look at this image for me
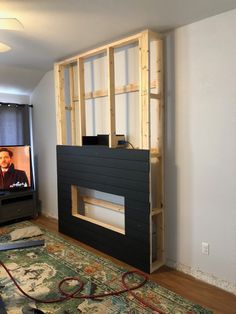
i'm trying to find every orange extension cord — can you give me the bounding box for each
[0,260,164,313]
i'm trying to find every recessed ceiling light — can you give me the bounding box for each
[0,42,11,53]
[0,18,23,31]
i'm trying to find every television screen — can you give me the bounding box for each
[0,145,32,191]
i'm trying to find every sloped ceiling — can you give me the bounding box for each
[1,0,236,95]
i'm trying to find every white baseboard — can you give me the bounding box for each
[166,258,236,295]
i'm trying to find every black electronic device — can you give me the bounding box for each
[82,134,125,147]
[82,136,98,145]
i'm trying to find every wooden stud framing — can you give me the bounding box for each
[77,58,86,146]
[139,30,150,149]
[151,211,164,272]
[55,30,160,149]
[70,80,158,103]
[57,32,140,66]
[69,66,76,145]
[54,64,66,144]
[107,47,116,148]
[55,29,164,273]
[158,37,165,268]
[156,36,164,206]
[149,32,165,272]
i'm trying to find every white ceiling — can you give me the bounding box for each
[1,0,236,95]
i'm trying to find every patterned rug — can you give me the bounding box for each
[0,221,212,314]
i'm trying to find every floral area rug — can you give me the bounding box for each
[0,221,212,314]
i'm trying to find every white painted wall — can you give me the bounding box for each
[30,71,58,218]
[165,9,236,293]
[0,92,29,104]
[30,8,236,293]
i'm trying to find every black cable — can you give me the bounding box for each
[125,141,135,149]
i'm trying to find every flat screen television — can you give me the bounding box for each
[0,145,32,192]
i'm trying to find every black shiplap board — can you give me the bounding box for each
[58,164,148,182]
[58,157,149,173]
[58,170,148,192]
[59,218,150,272]
[57,145,151,272]
[59,177,149,203]
[58,145,149,160]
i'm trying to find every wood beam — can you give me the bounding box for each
[54,64,66,144]
[107,47,116,148]
[139,30,150,149]
[77,58,86,145]
[69,66,76,145]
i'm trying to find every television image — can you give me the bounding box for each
[0,145,32,191]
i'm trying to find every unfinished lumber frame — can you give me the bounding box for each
[55,29,164,273]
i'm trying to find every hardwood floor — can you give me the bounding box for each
[33,215,236,314]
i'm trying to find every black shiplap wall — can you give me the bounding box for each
[57,145,151,272]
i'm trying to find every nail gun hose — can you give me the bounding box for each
[0,260,164,313]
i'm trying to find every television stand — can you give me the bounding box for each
[0,190,37,224]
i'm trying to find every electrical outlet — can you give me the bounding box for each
[202,242,209,255]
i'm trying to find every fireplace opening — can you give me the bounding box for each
[71,185,125,234]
